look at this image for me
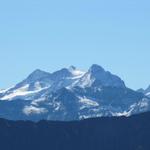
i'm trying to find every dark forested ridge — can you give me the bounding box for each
[0,112,150,150]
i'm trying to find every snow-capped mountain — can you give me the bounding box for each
[0,64,150,121]
[0,66,85,101]
[75,64,125,88]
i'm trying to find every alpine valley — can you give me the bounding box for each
[0,64,149,121]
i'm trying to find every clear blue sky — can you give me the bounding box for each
[0,0,150,90]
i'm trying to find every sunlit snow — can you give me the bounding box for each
[1,84,48,100]
[79,96,99,110]
[23,105,48,115]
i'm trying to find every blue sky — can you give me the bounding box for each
[0,0,150,89]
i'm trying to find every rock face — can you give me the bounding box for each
[0,64,150,121]
[0,112,150,150]
[137,85,150,97]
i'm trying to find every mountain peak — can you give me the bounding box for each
[26,69,51,82]
[32,69,45,74]
[69,66,76,71]
[146,85,150,90]
[89,64,105,73]
[143,85,150,97]
[75,64,126,88]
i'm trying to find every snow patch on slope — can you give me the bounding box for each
[146,92,150,96]
[77,73,94,88]
[31,98,46,106]
[23,105,48,115]
[68,66,86,79]
[79,96,99,110]
[0,86,15,94]
[111,111,131,117]
[34,81,43,90]
[1,84,49,100]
